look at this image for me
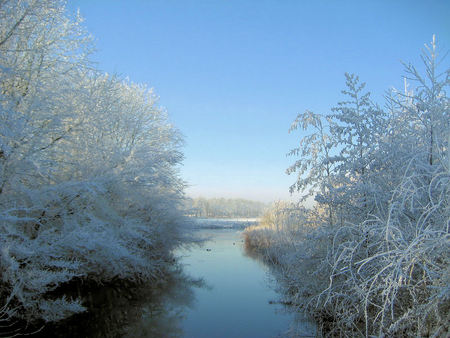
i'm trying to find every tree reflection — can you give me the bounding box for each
[35,266,205,337]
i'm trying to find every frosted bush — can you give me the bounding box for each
[314,163,449,336]
[0,0,187,326]
[245,37,449,336]
[0,179,185,323]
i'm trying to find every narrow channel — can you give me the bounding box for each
[172,220,316,337]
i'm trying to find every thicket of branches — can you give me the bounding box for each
[245,37,449,336]
[0,0,187,328]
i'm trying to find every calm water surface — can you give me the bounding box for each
[39,222,315,337]
[172,227,315,337]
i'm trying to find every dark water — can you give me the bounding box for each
[30,223,315,337]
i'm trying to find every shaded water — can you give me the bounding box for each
[34,222,315,337]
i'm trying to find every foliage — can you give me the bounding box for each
[245,36,449,336]
[0,0,187,327]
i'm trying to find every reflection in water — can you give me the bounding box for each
[175,228,315,337]
[242,235,317,338]
[38,267,205,338]
[124,273,207,338]
[34,225,315,337]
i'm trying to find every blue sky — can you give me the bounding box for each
[68,0,449,203]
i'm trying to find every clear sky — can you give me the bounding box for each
[68,0,449,203]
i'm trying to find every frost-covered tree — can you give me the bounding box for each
[0,0,92,195]
[246,37,449,336]
[288,75,388,226]
[0,0,187,328]
[287,111,340,226]
[386,36,449,174]
[330,73,388,222]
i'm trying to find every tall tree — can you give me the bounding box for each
[287,111,340,226]
[331,73,387,220]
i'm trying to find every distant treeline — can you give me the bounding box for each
[185,197,268,218]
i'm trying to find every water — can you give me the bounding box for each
[190,217,260,229]
[37,221,315,337]
[127,226,315,337]
[177,228,294,337]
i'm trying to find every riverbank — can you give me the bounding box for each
[243,201,449,337]
[0,217,190,336]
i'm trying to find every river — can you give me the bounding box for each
[167,218,315,337]
[37,219,315,337]
[173,226,315,337]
